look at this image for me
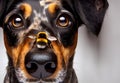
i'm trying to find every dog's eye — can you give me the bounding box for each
[56,14,72,28]
[11,15,24,28]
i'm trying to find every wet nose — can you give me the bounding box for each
[25,52,57,79]
[36,32,48,49]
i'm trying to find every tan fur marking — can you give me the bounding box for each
[4,33,34,78]
[49,32,78,78]
[48,41,64,79]
[19,3,32,19]
[48,32,78,78]
[4,34,22,67]
[48,3,59,15]
[19,38,35,79]
[62,32,78,66]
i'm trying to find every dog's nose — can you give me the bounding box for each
[25,51,57,79]
[36,32,48,49]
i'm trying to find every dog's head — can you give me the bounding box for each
[0,0,108,83]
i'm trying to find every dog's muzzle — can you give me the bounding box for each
[25,32,57,79]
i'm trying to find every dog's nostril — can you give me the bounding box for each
[45,62,56,73]
[26,62,38,73]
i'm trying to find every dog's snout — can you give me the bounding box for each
[25,52,57,79]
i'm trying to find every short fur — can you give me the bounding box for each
[0,0,108,83]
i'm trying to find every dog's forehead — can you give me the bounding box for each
[24,0,60,13]
[17,0,61,22]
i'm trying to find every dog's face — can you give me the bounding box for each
[3,0,79,82]
[0,0,108,83]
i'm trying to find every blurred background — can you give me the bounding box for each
[0,0,120,83]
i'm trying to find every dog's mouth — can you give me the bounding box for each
[15,67,66,83]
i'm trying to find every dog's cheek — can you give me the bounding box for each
[61,34,74,47]
[4,33,34,68]
[51,32,78,67]
[61,32,78,65]
[3,29,19,47]
[57,22,78,47]
[60,30,77,47]
[48,41,65,79]
[4,33,22,67]
[16,38,35,78]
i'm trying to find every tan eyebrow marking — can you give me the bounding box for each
[48,2,59,15]
[19,3,32,19]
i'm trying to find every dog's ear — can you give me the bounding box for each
[62,0,109,35]
[75,0,109,35]
[0,0,7,27]
[0,0,15,27]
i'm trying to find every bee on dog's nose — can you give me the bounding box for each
[36,32,48,49]
[27,32,57,49]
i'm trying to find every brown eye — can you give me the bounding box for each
[56,14,71,28]
[11,15,24,28]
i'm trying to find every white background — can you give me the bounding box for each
[0,0,120,83]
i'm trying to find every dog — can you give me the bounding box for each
[0,0,108,83]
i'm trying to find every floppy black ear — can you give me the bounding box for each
[0,0,7,27]
[0,0,15,27]
[74,0,109,35]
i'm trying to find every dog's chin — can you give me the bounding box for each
[15,68,66,83]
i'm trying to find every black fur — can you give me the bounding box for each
[61,0,109,35]
[0,0,109,83]
[0,0,109,35]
